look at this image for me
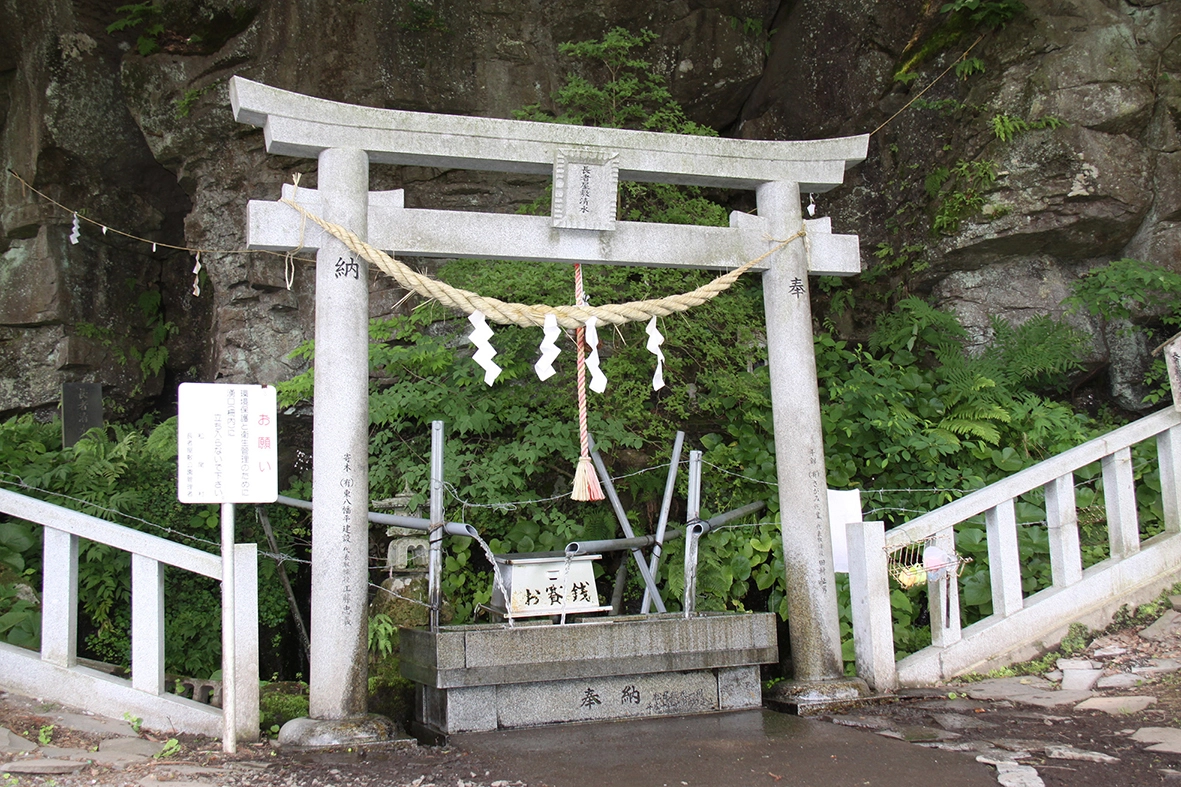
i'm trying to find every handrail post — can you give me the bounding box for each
[131,554,165,695]
[986,501,1023,618]
[928,528,962,646]
[221,503,237,753]
[1103,447,1140,557]
[1158,425,1180,534]
[846,521,896,691]
[41,528,78,668]
[1045,474,1083,587]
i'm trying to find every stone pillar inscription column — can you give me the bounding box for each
[757,180,844,683]
[309,147,370,720]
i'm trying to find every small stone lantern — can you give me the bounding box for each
[370,480,430,626]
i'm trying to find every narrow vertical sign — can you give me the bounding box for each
[178,383,279,503]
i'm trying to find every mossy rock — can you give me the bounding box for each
[368,654,415,728]
[259,681,309,733]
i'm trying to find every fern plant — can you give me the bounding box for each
[1068,258,1181,405]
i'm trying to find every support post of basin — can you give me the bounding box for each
[642,431,684,613]
[429,420,445,631]
[589,435,666,612]
[683,450,702,617]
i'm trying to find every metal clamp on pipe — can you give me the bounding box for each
[275,494,478,539]
[682,501,766,616]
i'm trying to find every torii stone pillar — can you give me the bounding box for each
[308,148,371,720]
[230,77,869,722]
[758,181,844,682]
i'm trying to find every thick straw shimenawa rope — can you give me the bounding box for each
[280,198,805,329]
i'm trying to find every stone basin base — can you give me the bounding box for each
[400,612,778,734]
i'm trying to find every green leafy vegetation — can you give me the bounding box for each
[173,81,219,119]
[75,284,178,398]
[1068,258,1181,405]
[123,712,143,734]
[259,681,309,732]
[955,57,986,80]
[107,3,164,56]
[398,1,449,34]
[941,0,1025,29]
[927,160,998,235]
[990,113,1063,142]
[156,738,181,759]
[0,416,299,679]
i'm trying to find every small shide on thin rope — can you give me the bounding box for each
[279,198,805,329]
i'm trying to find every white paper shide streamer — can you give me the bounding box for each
[534,312,561,380]
[645,316,666,391]
[468,311,502,386]
[191,252,202,297]
[69,213,81,245]
[584,316,607,393]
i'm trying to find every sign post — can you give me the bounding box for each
[177,383,278,752]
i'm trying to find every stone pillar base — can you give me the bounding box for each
[764,677,873,716]
[277,714,415,748]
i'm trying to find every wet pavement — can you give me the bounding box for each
[9,605,1181,786]
[455,709,999,787]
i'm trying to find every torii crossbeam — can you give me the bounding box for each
[231,76,869,726]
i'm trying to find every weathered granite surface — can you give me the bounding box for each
[1,0,1179,414]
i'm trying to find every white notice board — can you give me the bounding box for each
[178,383,278,503]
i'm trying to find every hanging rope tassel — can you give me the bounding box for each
[571,263,604,502]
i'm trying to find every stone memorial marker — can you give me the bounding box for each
[61,382,102,447]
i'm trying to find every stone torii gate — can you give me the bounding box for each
[230,76,869,731]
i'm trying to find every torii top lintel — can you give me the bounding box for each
[229,77,868,193]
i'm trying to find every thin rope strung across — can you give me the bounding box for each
[278,197,805,330]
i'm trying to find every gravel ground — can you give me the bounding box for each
[4,613,1181,786]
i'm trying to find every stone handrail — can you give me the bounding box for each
[847,407,1181,691]
[886,407,1181,548]
[0,488,220,577]
[0,488,259,739]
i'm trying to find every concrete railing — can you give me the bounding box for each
[0,488,258,739]
[847,407,1181,691]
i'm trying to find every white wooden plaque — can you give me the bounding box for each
[178,383,279,503]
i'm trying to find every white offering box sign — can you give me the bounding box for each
[178,383,279,504]
[490,553,612,618]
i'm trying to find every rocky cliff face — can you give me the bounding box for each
[1,0,1177,417]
